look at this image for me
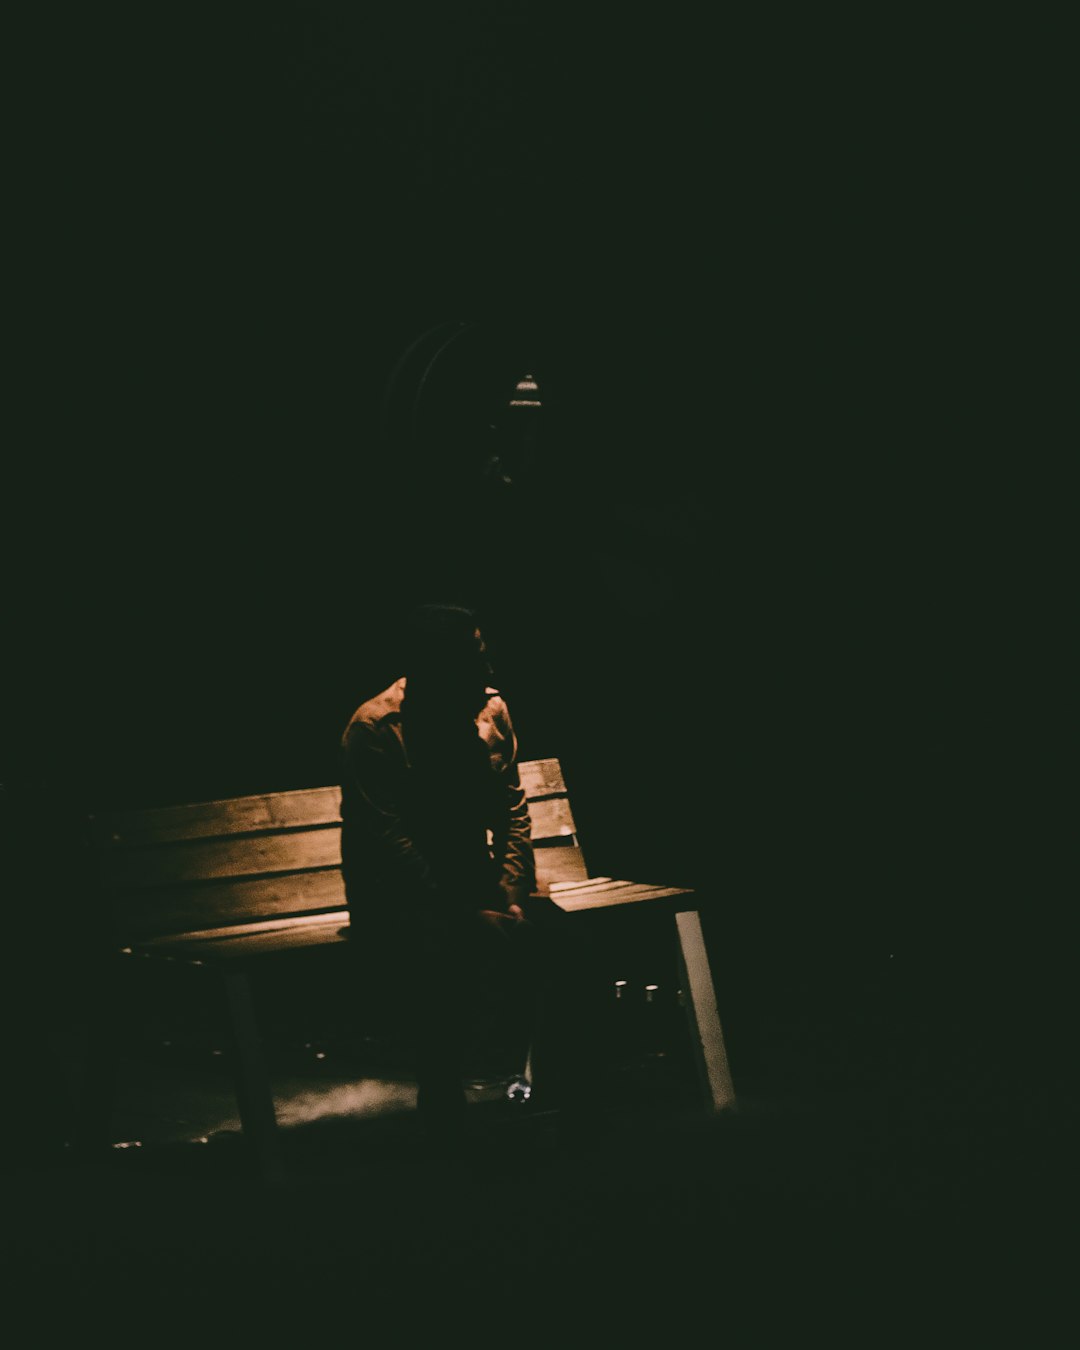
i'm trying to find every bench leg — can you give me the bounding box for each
[522,1041,534,1088]
[675,909,736,1113]
[223,971,283,1181]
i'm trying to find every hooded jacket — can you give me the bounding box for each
[340,677,535,926]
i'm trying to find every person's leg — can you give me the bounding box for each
[346,913,468,1130]
[513,897,610,1113]
[352,904,608,1128]
[409,919,472,1132]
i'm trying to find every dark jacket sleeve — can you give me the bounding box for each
[489,702,536,909]
[342,720,440,912]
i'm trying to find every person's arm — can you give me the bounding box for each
[488,700,536,911]
[342,720,440,913]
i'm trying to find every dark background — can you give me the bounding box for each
[3,5,1007,1096]
[2,12,1065,1334]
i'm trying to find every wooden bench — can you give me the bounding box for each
[92,758,733,1176]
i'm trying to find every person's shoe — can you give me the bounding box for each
[505,1074,533,1104]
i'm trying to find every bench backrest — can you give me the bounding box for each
[94,757,588,942]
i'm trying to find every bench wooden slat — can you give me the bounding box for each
[519,758,567,799]
[185,923,353,959]
[96,787,342,847]
[137,909,351,948]
[106,827,342,888]
[526,795,576,841]
[139,912,352,962]
[113,869,347,940]
[549,880,694,912]
[533,842,589,887]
